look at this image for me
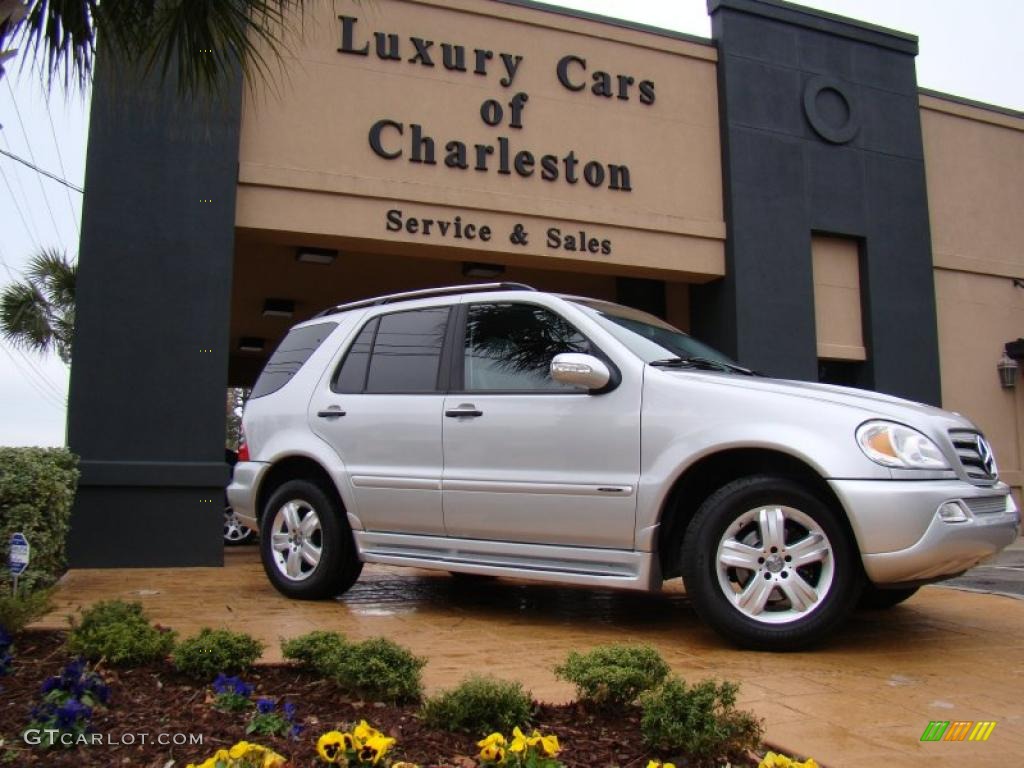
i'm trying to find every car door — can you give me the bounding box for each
[441,300,641,549]
[310,305,451,535]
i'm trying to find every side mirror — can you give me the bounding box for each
[550,353,611,391]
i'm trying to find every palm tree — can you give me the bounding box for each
[0,1,304,96]
[1,248,76,363]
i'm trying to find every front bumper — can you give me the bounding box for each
[829,479,1020,585]
[226,461,270,531]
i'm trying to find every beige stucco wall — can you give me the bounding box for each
[235,0,724,281]
[922,94,1024,495]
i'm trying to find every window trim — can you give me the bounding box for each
[330,306,452,395]
[450,300,620,396]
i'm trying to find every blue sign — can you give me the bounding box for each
[9,532,29,576]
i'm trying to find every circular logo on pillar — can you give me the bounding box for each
[802,75,859,144]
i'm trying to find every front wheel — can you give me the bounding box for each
[681,475,862,650]
[260,479,362,600]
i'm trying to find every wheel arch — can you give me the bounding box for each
[657,448,857,579]
[256,455,346,528]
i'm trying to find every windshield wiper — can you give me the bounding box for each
[649,357,757,376]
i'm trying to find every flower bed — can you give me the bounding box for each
[1,630,815,768]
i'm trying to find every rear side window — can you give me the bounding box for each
[333,307,450,394]
[251,322,337,398]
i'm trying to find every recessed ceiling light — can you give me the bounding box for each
[238,337,265,353]
[462,261,505,278]
[296,247,338,265]
[262,298,295,318]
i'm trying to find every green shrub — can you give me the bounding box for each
[554,643,669,709]
[0,588,53,634]
[335,637,425,703]
[281,630,349,674]
[67,600,176,666]
[639,677,762,765]
[422,675,534,734]
[172,628,264,680]
[0,447,79,593]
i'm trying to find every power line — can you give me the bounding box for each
[43,98,81,237]
[0,146,84,193]
[0,340,67,411]
[5,80,66,240]
[0,161,42,249]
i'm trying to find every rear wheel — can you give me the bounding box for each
[681,475,862,650]
[260,479,362,599]
[859,585,919,610]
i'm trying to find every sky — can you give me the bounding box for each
[1,0,1022,447]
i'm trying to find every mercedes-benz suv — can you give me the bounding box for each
[228,283,1020,649]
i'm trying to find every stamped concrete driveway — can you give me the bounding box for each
[38,547,1024,767]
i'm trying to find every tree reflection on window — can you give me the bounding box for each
[464,303,589,391]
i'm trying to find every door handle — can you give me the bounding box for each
[317,409,346,419]
[445,407,483,418]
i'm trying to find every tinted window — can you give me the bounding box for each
[251,322,337,398]
[333,318,378,393]
[364,308,450,393]
[464,303,589,391]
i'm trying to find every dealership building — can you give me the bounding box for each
[66,0,1024,567]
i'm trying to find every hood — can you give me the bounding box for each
[659,369,976,431]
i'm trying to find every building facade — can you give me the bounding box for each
[66,0,1024,567]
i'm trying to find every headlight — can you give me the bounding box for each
[856,421,950,470]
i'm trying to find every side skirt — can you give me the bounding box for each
[354,531,662,592]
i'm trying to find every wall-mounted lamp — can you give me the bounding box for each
[238,337,265,353]
[296,247,338,265]
[462,261,505,278]
[998,353,1019,389]
[262,298,295,318]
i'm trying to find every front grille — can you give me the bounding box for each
[963,496,1007,516]
[949,431,999,483]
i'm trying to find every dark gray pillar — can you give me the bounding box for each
[66,61,242,566]
[694,0,941,405]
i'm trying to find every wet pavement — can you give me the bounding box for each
[944,538,1024,597]
[37,546,1024,767]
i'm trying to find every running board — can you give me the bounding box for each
[354,531,661,591]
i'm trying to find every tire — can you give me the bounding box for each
[858,585,919,610]
[224,503,256,545]
[259,479,362,600]
[681,475,862,651]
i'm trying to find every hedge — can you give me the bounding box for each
[0,447,79,593]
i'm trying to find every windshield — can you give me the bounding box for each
[570,298,739,367]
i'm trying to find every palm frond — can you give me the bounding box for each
[25,247,76,312]
[13,0,305,97]
[0,278,55,355]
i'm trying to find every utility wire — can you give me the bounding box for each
[0,146,83,193]
[6,80,65,239]
[0,341,66,411]
[43,98,81,236]
[0,161,42,249]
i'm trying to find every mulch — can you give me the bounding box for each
[1,630,759,767]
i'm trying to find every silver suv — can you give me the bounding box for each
[228,283,1020,649]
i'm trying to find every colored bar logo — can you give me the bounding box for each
[920,721,996,742]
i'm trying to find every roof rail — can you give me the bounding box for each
[314,282,537,317]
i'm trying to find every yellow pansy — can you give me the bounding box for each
[760,753,793,768]
[228,741,254,759]
[479,743,506,764]
[477,732,507,749]
[359,733,397,765]
[316,730,348,763]
[261,748,287,768]
[796,760,818,768]
[509,727,531,753]
[647,762,676,768]
[354,719,381,742]
[539,732,560,756]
